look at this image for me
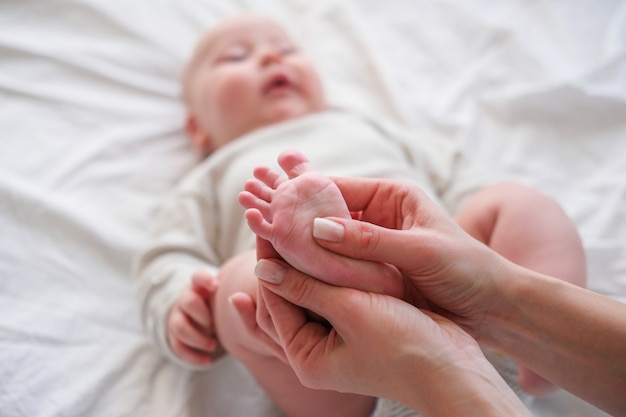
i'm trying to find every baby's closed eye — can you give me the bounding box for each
[216,43,250,63]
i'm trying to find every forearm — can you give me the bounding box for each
[481,265,626,415]
[393,345,532,417]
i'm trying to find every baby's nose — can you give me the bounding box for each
[259,47,282,67]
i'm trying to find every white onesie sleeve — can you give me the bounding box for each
[132,166,222,369]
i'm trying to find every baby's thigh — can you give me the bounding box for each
[213,250,261,350]
[216,250,259,299]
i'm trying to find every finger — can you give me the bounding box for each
[313,216,437,273]
[307,218,404,296]
[169,336,214,366]
[169,307,217,352]
[255,259,353,335]
[229,290,288,364]
[191,271,218,297]
[258,277,334,369]
[331,177,433,229]
[254,283,280,345]
[178,289,212,329]
[329,176,389,213]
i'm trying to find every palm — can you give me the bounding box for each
[336,177,492,330]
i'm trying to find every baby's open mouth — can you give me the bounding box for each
[265,73,293,94]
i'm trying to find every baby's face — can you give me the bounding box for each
[185,15,326,152]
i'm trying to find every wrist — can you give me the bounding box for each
[476,261,562,358]
[457,243,520,336]
[453,247,521,343]
[394,345,531,417]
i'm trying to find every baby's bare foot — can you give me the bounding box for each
[239,150,403,296]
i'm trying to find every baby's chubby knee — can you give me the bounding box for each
[474,181,561,213]
[491,182,562,212]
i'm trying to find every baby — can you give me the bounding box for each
[182,14,325,155]
[134,13,586,417]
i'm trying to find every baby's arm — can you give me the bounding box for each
[455,182,586,396]
[132,173,226,368]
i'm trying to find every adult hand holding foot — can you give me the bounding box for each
[263,175,626,416]
[239,150,404,297]
[254,257,533,417]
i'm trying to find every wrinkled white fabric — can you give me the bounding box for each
[1,1,623,417]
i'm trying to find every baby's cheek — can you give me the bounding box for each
[218,74,254,108]
[209,75,257,136]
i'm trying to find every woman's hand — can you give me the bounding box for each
[251,258,531,417]
[312,177,510,334]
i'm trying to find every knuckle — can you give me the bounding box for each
[287,274,316,307]
[355,223,381,257]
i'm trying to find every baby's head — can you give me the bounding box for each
[183,14,327,154]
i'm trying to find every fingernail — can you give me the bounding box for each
[255,259,287,284]
[313,218,345,242]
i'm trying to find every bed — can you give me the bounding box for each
[1,1,624,416]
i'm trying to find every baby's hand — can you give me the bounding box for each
[167,270,220,365]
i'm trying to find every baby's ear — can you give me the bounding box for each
[185,113,212,153]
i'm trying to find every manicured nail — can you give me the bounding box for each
[255,259,287,284]
[313,218,345,242]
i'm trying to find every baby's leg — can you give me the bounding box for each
[213,250,376,417]
[239,150,403,297]
[456,182,586,396]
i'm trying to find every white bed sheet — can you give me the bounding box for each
[1,1,624,416]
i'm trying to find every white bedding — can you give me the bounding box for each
[1,1,624,416]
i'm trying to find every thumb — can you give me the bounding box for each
[312,217,422,272]
[255,259,358,336]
